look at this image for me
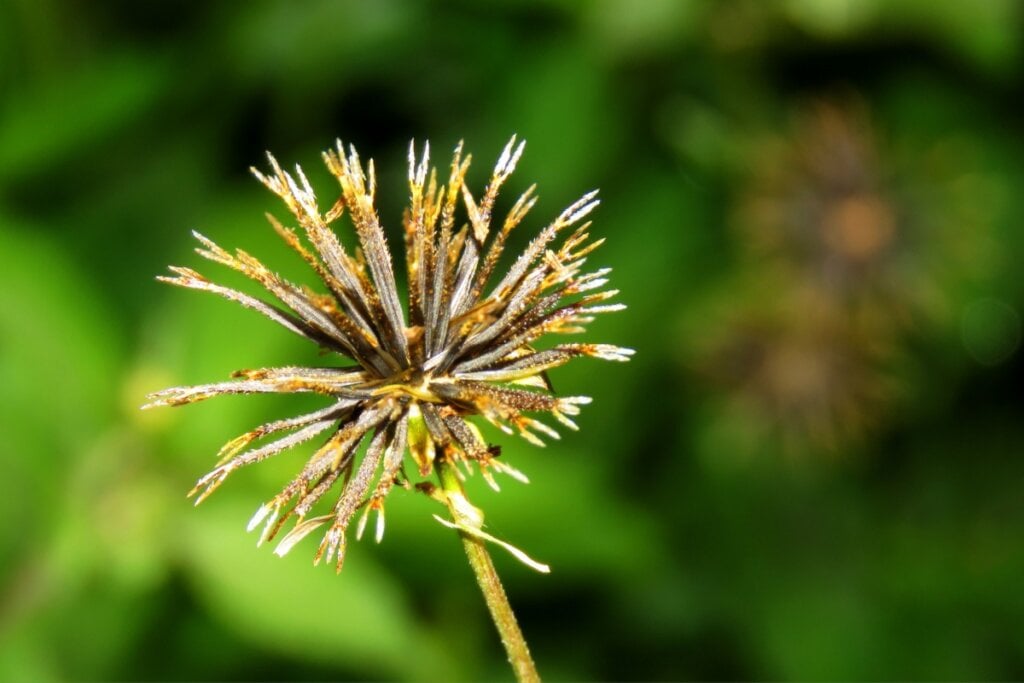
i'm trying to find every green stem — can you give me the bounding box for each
[439,462,540,683]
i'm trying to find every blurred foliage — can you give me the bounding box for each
[1,0,1023,680]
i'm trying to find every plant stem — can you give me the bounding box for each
[438,462,540,683]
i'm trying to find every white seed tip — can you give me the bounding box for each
[554,411,579,430]
[355,509,370,541]
[265,151,282,171]
[190,229,206,240]
[496,135,515,172]
[592,344,635,361]
[529,419,560,440]
[495,461,530,484]
[273,516,329,556]
[247,504,270,532]
[519,430,545,447]
[295,164,314,196]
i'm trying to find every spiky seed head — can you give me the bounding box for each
[145,137,631,571]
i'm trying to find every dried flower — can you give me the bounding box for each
[144,137,631,571]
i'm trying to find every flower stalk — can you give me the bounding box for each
[438,460,540,683]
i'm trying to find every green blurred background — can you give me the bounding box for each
[2,0,1024,680]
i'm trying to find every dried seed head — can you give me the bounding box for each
[145,137,631,570]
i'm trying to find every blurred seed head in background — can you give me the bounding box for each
[685,96,1005,454]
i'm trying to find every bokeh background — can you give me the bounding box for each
[2,0,1024,680]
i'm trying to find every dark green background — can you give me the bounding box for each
[2,1,1023,680]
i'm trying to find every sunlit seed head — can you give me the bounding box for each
[145,137,631,570]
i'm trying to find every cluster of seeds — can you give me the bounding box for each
[145,137,631,570]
